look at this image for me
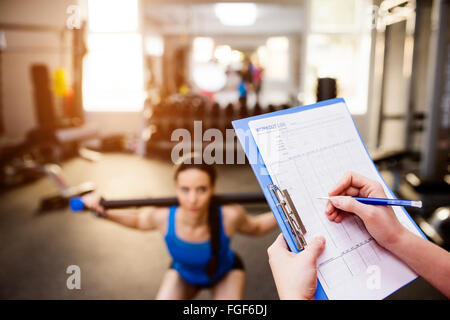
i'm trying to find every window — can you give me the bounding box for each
[83,0,144,112]
[265,36,289,81]
[305,0,372,114]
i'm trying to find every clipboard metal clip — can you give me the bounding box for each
[269,184,307,250]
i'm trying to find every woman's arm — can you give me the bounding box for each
[102,208,159,231]
[385,229,450,298]
[231,205,278,236]
[82,193,160,231]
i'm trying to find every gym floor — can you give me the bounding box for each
[0,153,445,299]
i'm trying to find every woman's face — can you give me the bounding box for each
[175,168,214,216]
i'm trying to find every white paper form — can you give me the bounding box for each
[249,101,422,300]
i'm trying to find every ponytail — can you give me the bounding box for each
[206,201,220,280]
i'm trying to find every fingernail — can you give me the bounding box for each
[316,236,325,246]
[326,202,332,212]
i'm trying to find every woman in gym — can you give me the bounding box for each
[82,154,278,299]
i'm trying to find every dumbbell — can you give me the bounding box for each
[69,192,266,212]
[211,102,220,117]
[238,101,249,119]
[225,103,234,118]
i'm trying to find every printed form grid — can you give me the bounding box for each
[266,114,384,289]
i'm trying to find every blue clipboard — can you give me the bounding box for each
[232,98,427,300]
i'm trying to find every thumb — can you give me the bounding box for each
[330,196,372,220]
[268,233,289,258]
[273,233,289,250]
[304,236,326,262]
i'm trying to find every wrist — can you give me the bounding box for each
[279,293,309,300]
[278,289,313,300]
[96,210,108,218]
[383,226,410,253]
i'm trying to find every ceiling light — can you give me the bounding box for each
[193,37,214,63]
[214,3,257,26]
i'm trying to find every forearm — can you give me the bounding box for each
[103,209,140,229]
[254,211,278,235]
[387,229,450,298]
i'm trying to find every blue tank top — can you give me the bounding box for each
[164,205,235,286]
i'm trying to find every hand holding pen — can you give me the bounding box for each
[268,171,450,300]
[322,171,409,249]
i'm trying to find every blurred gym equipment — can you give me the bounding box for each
[69,192,265,212]
[0,149,94,211]
[0,63,98,191]
[370,0,450,249]
[0,21,98,210]
[316,77,337,102]
[143,93,292,158]
[37,163,95,212]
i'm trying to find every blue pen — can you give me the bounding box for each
[317,196,422,208]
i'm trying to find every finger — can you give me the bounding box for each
[325,203,341,217]
[329,196,373,221]
[325,201,334,214]
[328,172,377,196]
[304,236,326,263]
[98,209,107,217]
[344,186,360,197]
[268,233,289,258]
[94,204,105,215]
[330,210,347,222]
[274,233,288,250]
[327,210,338,221]
[334,213,347,223]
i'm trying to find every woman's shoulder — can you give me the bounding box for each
[221,203,243,213]
[153,206,170,220]
[221,204,248,236]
